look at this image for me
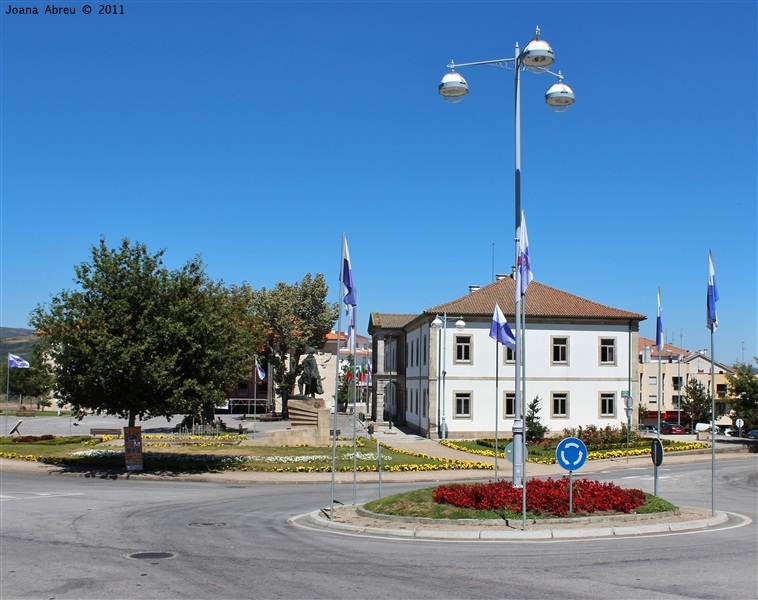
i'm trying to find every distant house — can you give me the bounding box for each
[637,338,735,426]
[369,275,646,439]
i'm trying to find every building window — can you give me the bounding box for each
[672,395,681,408]
[716,401,726,415]
[454,335,472,364]
[423,335,427,366]
[649,395,657,404]
[716,384,727,397]
[648,376,657,386]
[551,337,569,365]
[454,392,472,418]
[503,392,515,418]
[600,392,615,417]
[503,346,515,364]
[551,392,568,418]
[600,338,616,365]
[672,376,683,390]
[423,389,427,418]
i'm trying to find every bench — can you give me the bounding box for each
[90,428,121,436]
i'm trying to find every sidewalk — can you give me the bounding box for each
[3,412,753,485]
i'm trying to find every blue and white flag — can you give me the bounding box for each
[342,234,357,309]
[489,303,516,350]
[8,353,30,368]
[516,211,533,300]
[706,250,719,332]
[255,359,266,382]
[656,288,664,351]
[346,305,356,355]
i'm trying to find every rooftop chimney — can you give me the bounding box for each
[469,285,481,293]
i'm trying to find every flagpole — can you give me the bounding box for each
[494,340,499,481]
[710,327,715,516]
[521,291,527,528]
[5,355,10,434]
[253,362,257,435]
[330,235,346,521]
[655,288,663,498]
[352,307,358,507]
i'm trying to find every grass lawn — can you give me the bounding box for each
[0,435,492,473]
[363,485,678,521]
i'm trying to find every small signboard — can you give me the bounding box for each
[124,427,143,471]
[651,438,664,467]
[556,437,588,471]
[504,441,529,463]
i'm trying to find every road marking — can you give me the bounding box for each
[0,492,85,502]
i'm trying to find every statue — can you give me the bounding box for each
[297,348,323,398]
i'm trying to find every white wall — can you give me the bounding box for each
[431,321,634,436]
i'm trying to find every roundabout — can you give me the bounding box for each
[292,504,741,541]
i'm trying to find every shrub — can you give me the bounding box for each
[433,477,646,517]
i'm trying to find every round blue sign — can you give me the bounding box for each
[555,437,588,471]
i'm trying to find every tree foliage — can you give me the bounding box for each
[680,379,711,425]
[726,360,758,428]
[525,396,549,443]
[1,347,54,404]
[30,238,256,426]
[251,273,338,411]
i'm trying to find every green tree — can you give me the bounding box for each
[525,396,549,442]
[252,273,337,414]
[30,238,254,427]
[681,379,711,425]
[725,360,758,428]
[1,348,54,407]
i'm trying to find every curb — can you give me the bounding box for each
[304,507,729,540]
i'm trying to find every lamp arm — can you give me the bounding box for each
[447,58,515,69]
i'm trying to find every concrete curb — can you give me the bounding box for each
[304,508,729,540]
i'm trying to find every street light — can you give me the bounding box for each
[430,313,466,440]
[439,27,574,488]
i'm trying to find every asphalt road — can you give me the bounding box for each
[1,458,756,599]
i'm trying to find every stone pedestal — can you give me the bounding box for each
[265,397,332,446]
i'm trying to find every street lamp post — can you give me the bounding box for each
[430,313,466,440]
[439,27,574,488]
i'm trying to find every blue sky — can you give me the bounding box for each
[1,1,756,366]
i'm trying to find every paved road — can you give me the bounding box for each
[1,457,756,599]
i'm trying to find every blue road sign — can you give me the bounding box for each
[555,437,588,471]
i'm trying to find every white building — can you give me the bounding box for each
[369,275,646,439]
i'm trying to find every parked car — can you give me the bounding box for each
[639,424,658,434]
[746,430,758,440]
[660,423,686,435]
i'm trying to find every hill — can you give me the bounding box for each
[0,327,38,361]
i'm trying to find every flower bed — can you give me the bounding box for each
[433,477,647,517]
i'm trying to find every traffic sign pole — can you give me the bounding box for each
[556,437,588,515]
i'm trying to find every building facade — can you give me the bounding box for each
[369,275,646,439]
[637,337,735,427]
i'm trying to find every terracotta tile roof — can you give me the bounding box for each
[637,337,688,357]
[424,277,646,321]
[368,313,417,330]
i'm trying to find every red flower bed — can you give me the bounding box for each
[12,435,55,443]
[433,477,646,517]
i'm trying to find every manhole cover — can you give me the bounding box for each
[128,552,175,560]
[189,522,226,527]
